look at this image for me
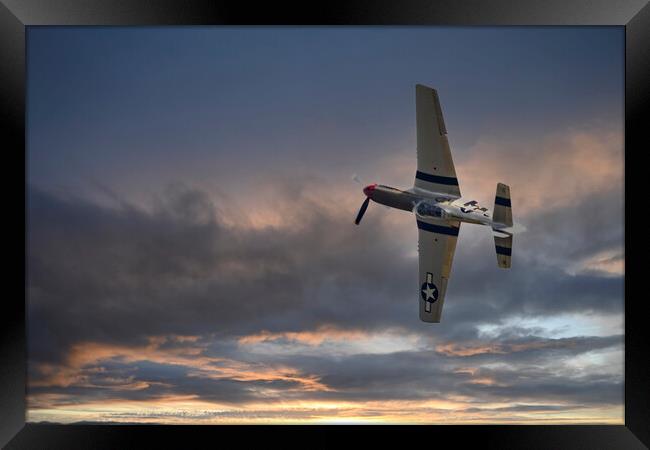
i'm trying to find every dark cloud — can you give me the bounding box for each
[27,182,417,357]
[26,180,623,421]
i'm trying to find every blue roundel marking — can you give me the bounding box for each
[420,281,439,304]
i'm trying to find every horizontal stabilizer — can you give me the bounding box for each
[494,233,512,268]
[493,183,513,268]
[493,183,512,227]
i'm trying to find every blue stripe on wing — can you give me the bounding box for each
[417,220,460,236]
[415,171,459,186]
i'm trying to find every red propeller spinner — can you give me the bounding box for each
[363,183,377,197]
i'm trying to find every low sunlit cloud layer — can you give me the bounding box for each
[27,27,623,424]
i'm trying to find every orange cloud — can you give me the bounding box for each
[454,126,623,215]
[453,367,479,376]
[30,334,331,396]
[365,125,623,220]
[435,338,582,357]
[567,249,624,277]
[237,325,370,346]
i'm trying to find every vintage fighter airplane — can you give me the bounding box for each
[354,84,513,323]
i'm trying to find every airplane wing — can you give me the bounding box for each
[414,84,461,198]
[416,215,461,323]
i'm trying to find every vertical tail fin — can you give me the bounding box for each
[493,183,513,268]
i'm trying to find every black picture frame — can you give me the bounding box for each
[1,1,647,448]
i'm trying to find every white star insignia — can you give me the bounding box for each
[423,285,436,301]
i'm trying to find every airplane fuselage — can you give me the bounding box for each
[363,183,496,228]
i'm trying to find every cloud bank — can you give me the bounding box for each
[27,123,624,424]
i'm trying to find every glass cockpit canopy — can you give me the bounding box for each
[416,202,446,218]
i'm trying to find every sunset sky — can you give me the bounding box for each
[27,26,624,424]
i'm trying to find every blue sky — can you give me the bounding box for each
[26,26,624,424]
[28,27,622,196]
